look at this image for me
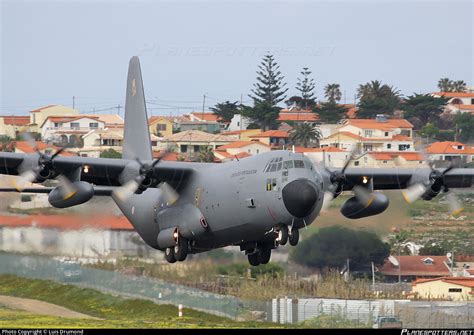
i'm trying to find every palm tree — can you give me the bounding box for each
[451,80,467,93]
[438,78,451,92]
[199,145,215,163]
[289,123,322,148]
[324,83,342,104]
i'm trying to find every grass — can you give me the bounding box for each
[0,274,277,328]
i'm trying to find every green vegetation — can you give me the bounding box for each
[437,77,467,92]
[0,275,276,328]
[289,123,322,147]
[290,226,390,270]
[100,148,122,159]
[356,80,400,118]
[454,113,474,142]
[403,93,448,128]
[210,101,240,123]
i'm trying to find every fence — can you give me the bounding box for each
[0,252,270,321]
[272,297,474,328]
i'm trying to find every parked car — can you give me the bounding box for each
[373,316,403,329]
[56,260,83,282]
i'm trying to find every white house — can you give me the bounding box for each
[425,141,474,164]
[41,116,105,145]
[227,114,251,132]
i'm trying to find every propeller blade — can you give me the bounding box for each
[402,183,427,204]
[446,192,464,216]
[20,132,39,153]
[55,175,77,200]
[51,145,69,159]
[112,179,140,202]
[159,182,179,205]
[353,185,374,207]
[11,170,37,191]
[321,191,334,212]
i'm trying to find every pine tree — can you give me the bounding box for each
[296,67,316,109]
[250,54,288,106]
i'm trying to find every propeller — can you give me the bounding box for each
[11,133,76,200]
[401,154,464,216]
[321,147,359,211]
[112,151,179,205]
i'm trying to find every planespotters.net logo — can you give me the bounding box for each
[401,330,474,335]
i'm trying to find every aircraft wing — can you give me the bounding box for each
[338,167,474,190]
[0,152,194,192]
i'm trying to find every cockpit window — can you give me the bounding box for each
[283,160,294,169]
[304,160,312,169]
[294,160,305,168]
[277,162,282,171]
[269,163,277,172]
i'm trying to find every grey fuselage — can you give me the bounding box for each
[114,150,326,252]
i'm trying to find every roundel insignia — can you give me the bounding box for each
[200,217,208,229]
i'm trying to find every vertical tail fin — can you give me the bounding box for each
[122,56,152,161]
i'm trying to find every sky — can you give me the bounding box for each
[1,0,473,117]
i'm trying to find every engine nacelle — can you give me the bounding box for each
[340,192,389,219]
[48,181,94,208]
[155,203,209,249]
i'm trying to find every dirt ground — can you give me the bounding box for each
[0,295,100,319]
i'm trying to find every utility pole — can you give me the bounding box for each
[202,93,207,120]
[72,96,75,109]
[371,261,376,292]
[117,105,122,116]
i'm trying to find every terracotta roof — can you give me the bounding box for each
[379,255,451,277]
[345,105,358,119]
[1,116,30,126]
[0,214,133,231]
[426,141,474,154]
[413,277,474,288]
[190,112,222,122]
[249,130,289,138]
[432,92,474,98]
[148,116,174,125]
[369,152,394,161]
[162,130,236,143]
[81,114,124,125]
[216,141,269,150]
[397,152,425,161]
[30,105,57,113]
[326,131,362,140]
[14,141,74,156]
[451,104,474,111]
[295,146,345,153]
[344,118,414,130]
[153,151,180,161]
[279,108,313,113]
[278,113,319,122]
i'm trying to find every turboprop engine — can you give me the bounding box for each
[48,181,94,208]
[340,191,389,219]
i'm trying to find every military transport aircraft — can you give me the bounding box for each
[0,57,473,266]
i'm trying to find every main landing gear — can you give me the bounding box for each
[247,243,272,266]
[164,235,189,263]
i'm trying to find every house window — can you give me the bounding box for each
[193,145,200,152]
[364,157,368,163]
[448,288,462,293]
[364,130,373,137]
[157,124,167,131]
[89,122,99,129]
[387,144,392,149]
[237,122,240,127]
[54,122,60,128]
[181,145,188,153]
[354,161,360,166]
[256,149,259,154]
[457,145,463,150]
[383,160,388,164]
[471,98,474,104]
[363,144,373,152]
[385,132,389,137]
[423,258,434,264]
[399,144,410,151]
[70,122,80,129]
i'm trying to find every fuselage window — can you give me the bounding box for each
[283,160,294,169]
[294,160,305,168]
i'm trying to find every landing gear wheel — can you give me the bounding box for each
[174,237,188,262]
[248,252,260,266]
[278,226,289,246]
[258,245,271,264]
[165,247,176,263]
[289,228,299,246]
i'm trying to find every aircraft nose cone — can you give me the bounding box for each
[282,179,318,218]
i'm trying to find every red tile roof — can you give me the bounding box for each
[277,113,319,122]
[344,118,414,130]
[2,116,30,126]
[0,215,133,231]
[392,134,411,141]
[45,116,100,123]
[14,141,74,156]
[398,152,424,161]
[379,255,451,277]
[432,92,474,98]
[216,141,269,150]
[30,105,57,113]
[190,112,222,122]
[425,141,474,154]
[369,152,394,161]
[249,130,289,138]
[413,277,474,288]
[294,146,345,153]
